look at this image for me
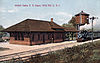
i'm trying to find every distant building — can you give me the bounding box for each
[2,32,10,41]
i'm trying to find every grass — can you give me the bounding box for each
[0,47,9,51]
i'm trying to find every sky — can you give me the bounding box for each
[0,0,100,30]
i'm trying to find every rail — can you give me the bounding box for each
[0,42,75,62]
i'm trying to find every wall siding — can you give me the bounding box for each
[9,32,65,46]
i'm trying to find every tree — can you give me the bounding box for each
[0,25,5,38]
[68,16,77,28]
[62,16,77,28]
[62,23,69,27]
[62,23,74,28]
[0,25,4,34]
[0,25,4,31]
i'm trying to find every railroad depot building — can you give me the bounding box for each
[2,18,78,46]
[3,18,70,46]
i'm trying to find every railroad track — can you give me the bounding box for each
[0,42,76,61]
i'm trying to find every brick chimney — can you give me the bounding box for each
[51,18,53,22]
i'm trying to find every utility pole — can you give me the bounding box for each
[90,17,98,42]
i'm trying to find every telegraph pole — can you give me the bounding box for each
[90,17,98,42]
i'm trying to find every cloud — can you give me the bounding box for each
[55,12,72,17]
[0,8,18,13]
[0,8,6,12]
[53,12,72,24]
[7,10,16,13]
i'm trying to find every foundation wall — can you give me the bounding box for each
[9,37,30,45]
